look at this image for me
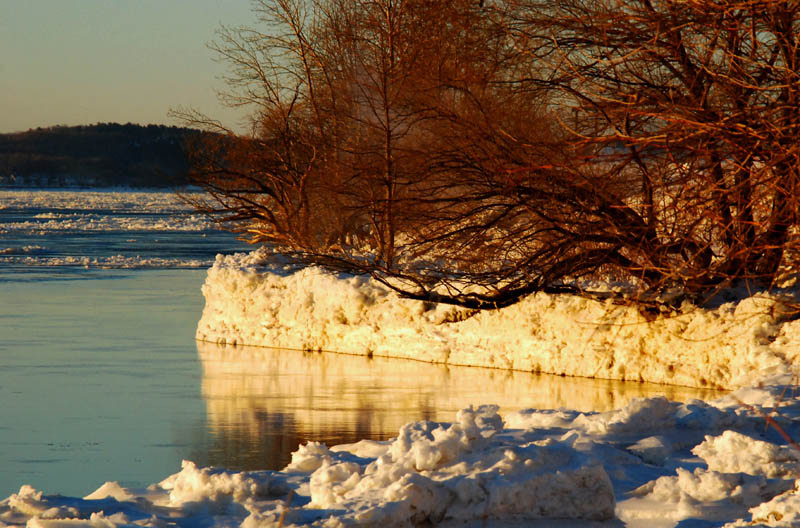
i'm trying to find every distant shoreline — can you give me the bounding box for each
[0,123,205,188]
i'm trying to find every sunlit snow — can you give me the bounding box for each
[197,249,799,390]
[2,386,799,526]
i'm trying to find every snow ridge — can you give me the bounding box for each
[196,250,800,390]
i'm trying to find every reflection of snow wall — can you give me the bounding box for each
[196,251,800,390]
[197,341,722,444]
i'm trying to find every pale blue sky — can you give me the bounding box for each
[0,1,255,133]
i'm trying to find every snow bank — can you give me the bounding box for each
[3,383,800,527]
[196,250,800,390]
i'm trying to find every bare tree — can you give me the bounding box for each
[180,0,800,310]
[178,0,561,308]
[179,0,464,263]
[507,0,800,303]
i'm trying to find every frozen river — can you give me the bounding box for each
[0,189,721,499]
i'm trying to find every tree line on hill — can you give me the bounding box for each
[0,123,204,188]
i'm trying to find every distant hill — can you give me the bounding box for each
[0,123,205,188]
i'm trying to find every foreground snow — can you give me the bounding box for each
[2,384,799,527]
[197,250,800,390]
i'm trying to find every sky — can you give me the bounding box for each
[0,1,256,134]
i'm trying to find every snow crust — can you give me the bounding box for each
[196,249,800,390]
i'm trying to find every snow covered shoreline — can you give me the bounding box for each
[196,250,800,391]
[3,249,800,527]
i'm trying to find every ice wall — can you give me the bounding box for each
[196,250,800,390]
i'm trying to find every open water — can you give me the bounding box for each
[0,189,722,498]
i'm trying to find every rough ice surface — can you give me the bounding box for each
[0,189,201,214]
[0,254,212,269]
[726,481,800,527]
[196,249,800,390]
[3,249,800,527]
[0,189,218,269]
[693,430,800,478]
[0,190,211,232]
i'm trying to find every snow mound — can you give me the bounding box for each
[196,250,800,389]
[293,406,615,524]
[694,431,800,478]
[727,480,800,527]
[159,460,281,509]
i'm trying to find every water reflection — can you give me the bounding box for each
[196,341,723,471]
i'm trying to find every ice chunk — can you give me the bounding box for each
[732,479,800,527]
[629,435,672,465]
[693,431,800,478]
